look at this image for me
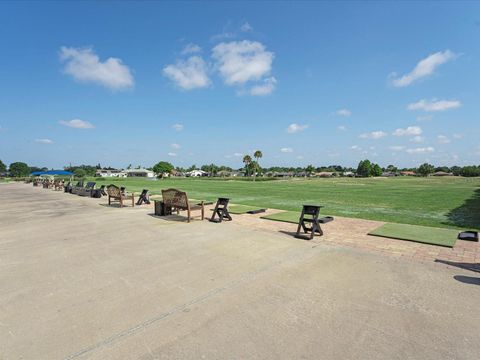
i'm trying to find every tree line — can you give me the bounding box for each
[2,158,480,178]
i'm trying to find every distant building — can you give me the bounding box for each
[186,169,207,177]
[343,171,354,177]
[400,171,416,176]
[381,172,397,177]
[125,169,155,178]
[433,171,453,177]
[95,169,127,178]
[315,172,334,178]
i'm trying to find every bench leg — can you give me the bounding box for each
[201,205,204,220]
[187,209,191,223]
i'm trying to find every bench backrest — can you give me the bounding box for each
[162,188,188,209]
[106,184,122,198]
[85,182,96,189]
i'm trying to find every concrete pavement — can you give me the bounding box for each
[1,183,479,359]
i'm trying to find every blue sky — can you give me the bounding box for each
[0,1,479,169]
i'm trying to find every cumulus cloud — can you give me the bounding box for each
[35,138,53,144]
[163,56,210,90]
[391,50,457,87]
[233,152,243,157]
[171,143,181,149]
[168,152,177,157]
[389,145,405,151]
[335,109,351,117]
[406,147,435,154]
[359,131,387,139]
[287,123,308,134]
[240,22,253,32]
[212,40,274,85]
[350,145,361,150]
[453,133,463,139]
[393,126,422,136]
[410,136,425,143]
[407,99,461,112]
[59,119,94,129]
[437,135,451,144]
[280,147,293,153]
[337,125,347,131]
[60,46,134,90]
[172,123,184,131]
[181,43,202,54]
[249,76,277,96]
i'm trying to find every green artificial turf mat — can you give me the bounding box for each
[228,204,267,214]
[368,223,458,247]
[261,211,300,223]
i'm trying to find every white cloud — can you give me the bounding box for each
[163,56,210,90]
[417,115,433,122]
[453,133,463,139]
[350,145,361,150]
[233,152,243,157]
[337,125,347,131]
[249,76,277,96]
[437,135,451,144]
[389,145,405,151]
[335,109,351,117]
[391,50,457,87]
[212,40,274,85]
[181,43,202,55]
[407,99,461,112]
[172,123,184,131]
[35,138,53,144]
[280,147,293,153]
[168,152,177,157]
[240,22,253,32]
[393,126,422,136]
[171,143,181,149]
[359,131,387,139]
[60,46,134,90]
[296,155,304,160]
[410,136,425,143]
[287,123,308,134]
[406,147,435,154]
[59,119,94,129]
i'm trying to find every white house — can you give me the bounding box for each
[186,169,207,177]
[125,168,155,178]
[95,169,127,178]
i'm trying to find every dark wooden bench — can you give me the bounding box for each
[161,188,204,222]
[106,184,135,207]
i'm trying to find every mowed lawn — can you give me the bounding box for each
[96,176,480,230]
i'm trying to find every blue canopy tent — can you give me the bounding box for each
[30,170,73,176]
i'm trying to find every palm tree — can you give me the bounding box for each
[243,155,252,177]
[253,150,263,182]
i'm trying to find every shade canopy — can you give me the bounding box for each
[30,170,73,176]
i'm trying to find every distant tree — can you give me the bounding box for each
[460,166,480,177]
[96,163,102,169]
[450,166,462,176]
[243,155,252,176]
[186,164,197,172]
[127,164,132,169]
[0,159,6,173]
[371,163,382,177]
[305,164,315,177]
[9,162,30,177]
[386,164,397,173]
[253,150,263,181]
[74,168,86,178]
[153,161,174,178]
[356,160,372,177]
[435,166,450,173]
[417,163,435,176]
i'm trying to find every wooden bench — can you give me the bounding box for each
[161,188,204,222]
[106,185,135,207]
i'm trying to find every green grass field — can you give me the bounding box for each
[92,176,480,230]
